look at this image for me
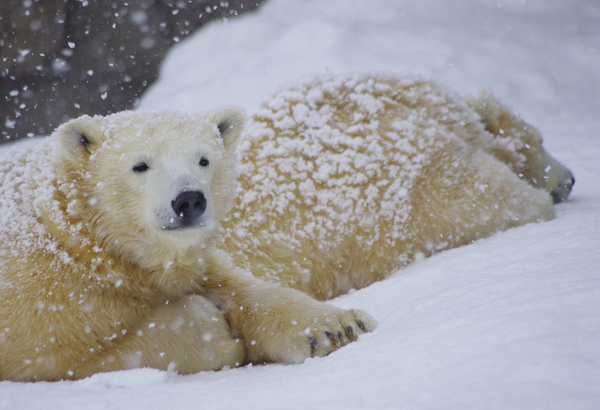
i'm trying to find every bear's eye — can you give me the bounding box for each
[199,157,209,167]
[133,162,150,173]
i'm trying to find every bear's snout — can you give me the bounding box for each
[171,191,207,226]
[551,174,575,204]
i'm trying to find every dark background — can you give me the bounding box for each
[0,0,267,142]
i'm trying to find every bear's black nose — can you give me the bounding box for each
[551,174,575,204]
[172,191,207,224]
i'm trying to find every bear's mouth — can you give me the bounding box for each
[157,209,215,231]
[160,216,213,231]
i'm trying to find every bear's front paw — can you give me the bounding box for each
[245,305,377,364]
[304,308,377,359]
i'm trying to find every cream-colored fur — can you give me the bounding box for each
[219,74,572,301]
[0,109,376,381]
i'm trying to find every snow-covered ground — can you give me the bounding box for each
[2,0,599,408]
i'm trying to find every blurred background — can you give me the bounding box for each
[0,0,266,142]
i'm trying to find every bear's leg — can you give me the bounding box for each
[201,251,378,365]
[75,295,246,378]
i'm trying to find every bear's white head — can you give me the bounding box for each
[55,108,244,268]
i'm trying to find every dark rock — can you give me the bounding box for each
[0,0,266,142]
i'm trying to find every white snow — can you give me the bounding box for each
[1,0,599,409]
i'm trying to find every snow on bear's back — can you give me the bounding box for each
[229,74,471,249]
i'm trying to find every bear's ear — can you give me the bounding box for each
[58,116,101,159]
[207,106,245,151]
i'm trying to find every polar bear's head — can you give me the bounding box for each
[469,91,574,204]
[55,108,244,266]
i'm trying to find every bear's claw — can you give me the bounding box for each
[305,309,377,358]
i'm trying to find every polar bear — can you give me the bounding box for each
[219,74,574,300]
[0,109,376,381]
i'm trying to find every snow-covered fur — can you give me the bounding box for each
[0,109,376,381]
[220,74,573,300]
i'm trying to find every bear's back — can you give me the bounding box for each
[219,75,483,294]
